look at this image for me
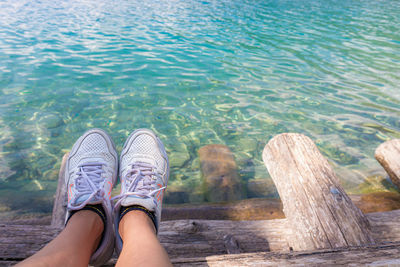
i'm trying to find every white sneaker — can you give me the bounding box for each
[65,128,118,266]
[113,129,169,255]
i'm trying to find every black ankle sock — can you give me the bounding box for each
[119,205,157,233]
[66,204,107,227]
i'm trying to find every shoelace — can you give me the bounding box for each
[68,162,106,210]
[112,162,165,207]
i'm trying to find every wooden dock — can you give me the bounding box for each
[1,133,400,266]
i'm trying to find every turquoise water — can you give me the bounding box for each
[0,0,399,218]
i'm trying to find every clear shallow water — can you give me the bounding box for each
[0,0,399,218]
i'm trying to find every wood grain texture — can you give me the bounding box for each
[171,242,400,267]
[375,139,400,190]
[4,242,400,267]
[263,133,374,251]
[1,210,399,264]
[51,153,68,228]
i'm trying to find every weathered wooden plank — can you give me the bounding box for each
[375,139,400,190]
[263,133,374,251]
[1,209,399,262]
[172,241,400,267]
[51,153,69,228]
[3,240,399,267]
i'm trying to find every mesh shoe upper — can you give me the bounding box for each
[120,132,167,177]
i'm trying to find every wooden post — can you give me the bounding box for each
[263,133,374,251]
[51,153,68,228]
[199,144,243,202]
[375,139,400,190]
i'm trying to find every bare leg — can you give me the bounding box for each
[16,210,103,267]
[116,210,172,267]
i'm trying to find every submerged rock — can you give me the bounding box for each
[0,202,10,213]
[247,178,278,198]
[162,198,284,221]
[164,184,190,204]
[316,140,359,165]
[0,159,16,181]
[356,175,400,194]
[199,144,243,202]
[39,113,64,129]
[236,137,258,154]
[169,142,190,169]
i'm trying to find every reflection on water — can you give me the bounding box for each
[0,0,399,219]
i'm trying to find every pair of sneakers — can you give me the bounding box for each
[65,128,169,266]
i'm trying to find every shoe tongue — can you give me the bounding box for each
[74,194,102,206]
[79,157,105,166]
[133,157,157,167]
[75,194,91,205]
